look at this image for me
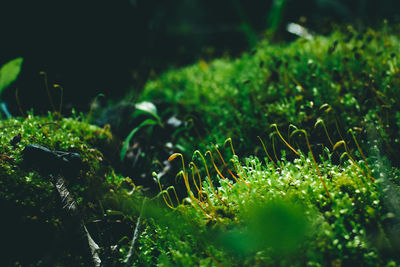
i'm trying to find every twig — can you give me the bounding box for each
[124,198,147,267]
[22,144,101,266]
[52,174,101,267]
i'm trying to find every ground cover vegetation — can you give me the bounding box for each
[140,24,400,164]
[128,24,400,266]
[1,24,400,266]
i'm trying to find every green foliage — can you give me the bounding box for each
[132,146,399,266]
[221,200,309,255]
[0,112,114,204]
[4,26,400,266]
[120,118,159,160]
[120,101,163,160]
[133,26,400,266]
[0,57,23,97]
[266,0,288,32]
[0,113,144,266]
[134,101,161,123]
[140,27,400,163]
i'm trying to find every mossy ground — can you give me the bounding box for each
[133,150,399,266]
[140,26,400,164]
[133,25,400,266]
[0,113,142,266]
[2,25,400,266]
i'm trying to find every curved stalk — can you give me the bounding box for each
[230,159,251,188]
[194,151,226,206]
[189,162,203,195]
[205,151,233,188]
[156,178,176,209]
[176,171,212,219]
[271,124,300,156]
[40,71,56,112]
[15,88,26,117]
[257,136,278,168]
[53,84,64,115]
[333,140,374,182]
[224,138,236,156]
[270,133,281,166]
[212,144,242,185]
[348,129,373,180]
[315,119,335,149]
[291,129,330,199]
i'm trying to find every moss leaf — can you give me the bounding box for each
[120,119,159,161]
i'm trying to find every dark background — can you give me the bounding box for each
[1,0,400,114]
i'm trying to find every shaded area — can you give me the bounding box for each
[1,1,400,266]
[1,0,400,114]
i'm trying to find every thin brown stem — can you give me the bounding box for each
[40,72,56,112]
[15,88,26,117]
[292,129,330,199]
[271,124,300,156]
[257,136,278,168]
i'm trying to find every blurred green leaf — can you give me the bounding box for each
[0,57,24,96]
[267,0,288,33]
[133,101,161,122]
[120,119,159,161]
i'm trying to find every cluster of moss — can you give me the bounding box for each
[131,149,399,266]
[130,25,400,266]
[0,112,112,207]
[0,112,139,265]
[140,25,400,163]
[2,24,400,266]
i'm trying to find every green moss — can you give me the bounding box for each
[3,26,399,266]
[140,27,400,161]
[0,113,113,202]
[135,150,399,266]
[134,26,400,266]
[0,113,140,265]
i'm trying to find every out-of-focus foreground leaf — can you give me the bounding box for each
[0,57,24,96]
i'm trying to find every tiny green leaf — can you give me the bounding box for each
[120,119,158,161]
[0,57,24,96]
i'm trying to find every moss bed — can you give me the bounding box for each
[0,113,143,266]
[1,25,400,266]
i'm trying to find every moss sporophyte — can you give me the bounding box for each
[153,107,394,265]
[163,124,368,217]
[97,26,400,266]
[2,25,400,266]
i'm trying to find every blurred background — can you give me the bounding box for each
[1,0,400,114]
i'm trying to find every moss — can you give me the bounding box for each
[140,27,400,163]
[0,112,135,265]
[1,113,112,200]
[137,149,399,266]
[133,26,400,266]
[3,25,400,266]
